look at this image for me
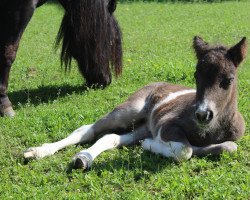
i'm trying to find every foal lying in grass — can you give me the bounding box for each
[24,36,247,170]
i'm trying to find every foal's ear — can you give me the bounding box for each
[227,37,248,67]
[108,0,117,14]
[193,36,210,59]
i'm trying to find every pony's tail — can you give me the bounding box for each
[55,0,122,87]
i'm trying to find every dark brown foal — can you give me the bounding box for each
[24,37,247,170]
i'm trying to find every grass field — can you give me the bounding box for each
[0,1,249,199]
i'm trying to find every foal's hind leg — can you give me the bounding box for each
[24,124,95,159]
[73,125,150,170]
[24,86,151,159]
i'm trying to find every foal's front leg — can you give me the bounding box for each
[192,141,238,156]
[142,127,193,162]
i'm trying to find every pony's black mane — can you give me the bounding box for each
[56,0,122,86]
[0,0,123,117]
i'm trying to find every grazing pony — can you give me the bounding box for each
[0,0,122,117]
[24,37,247,170]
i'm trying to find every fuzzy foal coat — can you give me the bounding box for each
[24,37,247,170]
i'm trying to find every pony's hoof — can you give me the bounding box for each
[73,152,92,170]
[1,106,15,118]
[222,141,238,153]
[0,96,15,117]
[4,107,15,118]
[23,144,55,159]
[24,149,36,159]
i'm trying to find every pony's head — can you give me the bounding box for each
[193,36,247,126]
[56,0,122,88]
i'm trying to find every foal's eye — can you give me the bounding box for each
[219,77,234,89]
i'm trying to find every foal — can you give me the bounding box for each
[24,37,247,169]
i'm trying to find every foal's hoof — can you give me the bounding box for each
[1,106,15,118]
[23,144,55,159]
[222,141,238,153]
[73,152,93,170]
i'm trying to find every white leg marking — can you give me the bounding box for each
[74,133,135,163]
[142,139,192,161]
[24,124,94,159]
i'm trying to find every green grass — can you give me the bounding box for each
[0,1,250,199]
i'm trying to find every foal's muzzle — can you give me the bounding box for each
[195,108,213,125]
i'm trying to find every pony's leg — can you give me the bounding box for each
[24,124,95,159]
[24,100,146,159]
[192,141,238,156]
[142,139,193,162]
[73,125,150,170]
[0,39,20,117]
[0,1,36,117]
[24,87,151,159]
[142,139,237,160]
[142,127,193,162]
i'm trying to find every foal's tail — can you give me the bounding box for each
[56,0,122,87]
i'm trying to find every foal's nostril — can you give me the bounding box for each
[207,110,213,121]
[195,111,206,123]
[195,110,213,124]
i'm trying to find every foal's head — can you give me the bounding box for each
[193,36,247,126]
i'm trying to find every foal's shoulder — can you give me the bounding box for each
[148,82,194,95]
[135,82,193,92]
[227,111,245,141]
[141,82,194,106]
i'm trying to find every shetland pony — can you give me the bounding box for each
[0,0,122,117]
[24,37,247,170]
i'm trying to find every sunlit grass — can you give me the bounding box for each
[0,1,249,199]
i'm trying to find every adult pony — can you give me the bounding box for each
[0,0,122,117]
[24,37,247,170]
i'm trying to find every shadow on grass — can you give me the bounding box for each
[66,149,177,178]
[65,147,223,180]
[8,84,90,108]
